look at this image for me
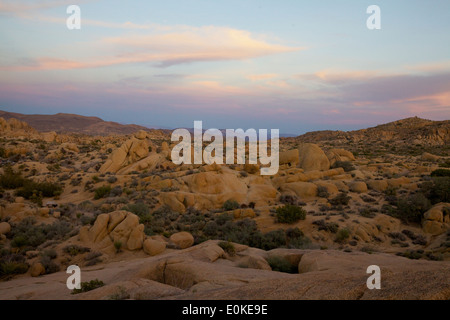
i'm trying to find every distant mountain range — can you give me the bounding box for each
[0,110,297,137]
[0,110,151,136]
[0,110,448,145]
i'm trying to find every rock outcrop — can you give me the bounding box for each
[298,143,330,172]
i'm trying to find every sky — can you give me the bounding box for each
[0,0,449,134]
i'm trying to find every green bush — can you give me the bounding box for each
[0,167,26,189]
[40,255,59,274]
[430,169,450,177]
[94,185,112,200]
[260,230,286,250]
[285,227,312,249]
[8,217,72,250]
[335,228,350,243]
[420,177,450,204]
[63,245,91,257]
[313,219,339,233]
[15,180,62,199]
[266,256,297,274]
[218,241,236,256]
[317,186,330,198]
[0,254,29,278]
[114,241,122,253]
[329,193,351,206]
[123,202,151,223]
[275,204,307,224]
[395,193,431,223]
[71,279,105,295]
[222,200,240,211]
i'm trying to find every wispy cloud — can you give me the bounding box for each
[246,74,278,81]
[2,25,301,70]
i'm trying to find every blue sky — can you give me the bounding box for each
[0,0,449,134]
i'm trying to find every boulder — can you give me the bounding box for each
[279,149,300,166]
[237,255,272,271]
[367,179,388,192]
[170,232,194,249]
[326,149,355,166]
[422,203,449,235]
[30,263,45,277]
[280,182,318,198]
[143,239,166,256]
[349,181,368,193]
[127,224,145,250]
[110,213,140,249]
[298,143,330,171]
[0,222,11,235]
[80,211,145,252]
[135,130,148,140]
[99,136,149,173]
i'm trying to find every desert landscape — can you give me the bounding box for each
[0,112,448,300]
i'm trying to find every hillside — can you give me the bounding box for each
[287,117,450,157]
[0,110,150,136]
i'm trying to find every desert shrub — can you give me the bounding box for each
[397,250,423,260]
[275,204,306,224]
[107,176,118,184]
[384,186,398,196]
[218,241,236,256]
[108,286,130,300]
[332,161,355,172]
[329,193,351,206]
[335,228,350,243]
[420,177,450,204]
[41,249,57,260]
[312,219,339,233]
[285,227,311,249]
[260,230,286,250]
[359,207,376,218]
[9,218,72,250]
[63,245,90,256]
[0,167,26,189]
[123,202,149,217]
[317,186,330,198]
[94,185,112,200]
[203,221,219,237]
[85,251,102,261]
[279,194,298,205]
[71,279,105,295]
[84,251,102,266]
[109,186,122,197]
[395,193,431,223]
[0,254,29,278]
[222,200,240,211]
[114,241,122,253]
[40,255,59,274]
[267,256,297,274]
[16,180,62,200]
[430,169,450,177]
[388,232,407,241]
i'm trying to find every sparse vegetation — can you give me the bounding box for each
[222,200,240,211]
[71,279,105,295]
[94,185,112,200]
[218,241,236,256]
[275,204,306,224]
[267,256,297,274]
[335,228,350,243]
